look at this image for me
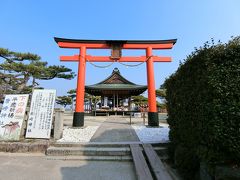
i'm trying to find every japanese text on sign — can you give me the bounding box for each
[26,89,56,139]
[0,94,29,140]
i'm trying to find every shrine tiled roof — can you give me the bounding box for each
[86,84,147,91]
[85,68,147,96]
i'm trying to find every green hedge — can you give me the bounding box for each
[164,37,240,179]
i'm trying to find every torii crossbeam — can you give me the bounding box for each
[54,37,177,127]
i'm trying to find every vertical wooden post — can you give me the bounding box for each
[146,47,159,126]
[73,46,86,127]
[113,93,115,108]
[128,97,131,111]
[116,93,119,108]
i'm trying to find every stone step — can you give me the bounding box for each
[151,142,169,147]
[46,142,169,163]
[52,142,135,148]
[48,144,167,152]
[162,161,182,180]
[46,146,131,156]
[46,155,132,161]
[52,142,168,148]
[154,146,168,158]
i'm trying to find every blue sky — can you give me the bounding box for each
[1,0,240,96]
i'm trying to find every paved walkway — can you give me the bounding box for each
[0,153,136,180]
[90,117,140,142]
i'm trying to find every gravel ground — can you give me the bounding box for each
[132,123,169,143]
[58,115,170,143]
[57,126,99,142]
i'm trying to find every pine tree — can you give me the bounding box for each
[0,47,75,102]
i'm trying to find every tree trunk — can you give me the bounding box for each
[16,75,30,93]
[31,77,36,92]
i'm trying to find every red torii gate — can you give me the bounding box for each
[54,37,177,127]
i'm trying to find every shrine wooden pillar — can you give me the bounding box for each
[113,93,116,108]
[116,93,119,108]
[128,97,131,111]
[73,46,86,127]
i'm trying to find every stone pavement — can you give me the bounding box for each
[0,116,142,180]
[0,153,136,180]
[90,117,140,142]
[0,115,170,180]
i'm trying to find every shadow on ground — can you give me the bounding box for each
[90,118,140,142]
[61,161,136,180]
[60,117,138,180]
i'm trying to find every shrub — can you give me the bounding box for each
[174,145,200,180]
[164,37,240,178]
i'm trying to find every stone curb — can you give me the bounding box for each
[0,141,169,154]
[0,141,50,153]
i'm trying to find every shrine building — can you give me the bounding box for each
[85,67,147,111]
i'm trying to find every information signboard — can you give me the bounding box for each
[26,89,56,139]
[0,94,29,140]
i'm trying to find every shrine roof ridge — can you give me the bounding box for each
[85,84,148,90]
[54,37,177,45]
[96,68,136,85]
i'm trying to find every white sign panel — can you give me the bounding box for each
[103,97,108,107]
[26,89,56,139]
[0,94,29,140]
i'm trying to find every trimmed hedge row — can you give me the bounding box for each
[164,37,240,179]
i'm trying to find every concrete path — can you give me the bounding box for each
[90,117,140,142]
[0,153,136,180]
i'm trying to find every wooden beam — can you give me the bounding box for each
[57,42,174,50]
[60,55,79,61]
[130,144,153,180]
[122,43,174,49]
[142,144,172,180]
[60,55,172,62]
[58,42,109,49]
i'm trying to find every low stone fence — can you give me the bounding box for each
[0,140,50,153]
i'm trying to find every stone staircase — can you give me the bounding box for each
[45,142,168,161]
[46,143,131,161]
[46,142,180,179]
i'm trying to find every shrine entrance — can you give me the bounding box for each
[85,67,147,115]
[54,37,177,127]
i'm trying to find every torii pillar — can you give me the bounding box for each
[146,46,158,126]
[54,37,177,127]
[74,46,86,126]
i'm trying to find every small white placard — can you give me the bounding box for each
[103,97,108,107]
[0,94,29,140]
[134,113,142,118]
[26,89,56,139]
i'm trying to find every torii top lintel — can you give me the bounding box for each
[54,37,177,62]
[54,37,177,49]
